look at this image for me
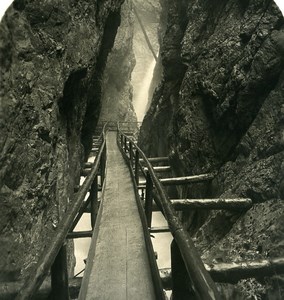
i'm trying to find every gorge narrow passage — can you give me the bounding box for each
[79,131,156,300]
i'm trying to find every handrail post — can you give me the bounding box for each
[50,243,70,300]
[145,171,153,228]
[90,175,98,229]
[100,145,106,185]
[129,142,133,166]
[134,149,139,185]
[171,240,193,300]
[124,136,127,152]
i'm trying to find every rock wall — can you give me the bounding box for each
[99,0,136,123]
[140,0,284,297]
[0,0,123,281]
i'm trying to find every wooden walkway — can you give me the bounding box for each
[79,132,156,300]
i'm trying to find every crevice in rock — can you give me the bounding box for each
[81,9,121,159]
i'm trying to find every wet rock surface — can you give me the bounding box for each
[140,0,284,297]
[0,0,123,279]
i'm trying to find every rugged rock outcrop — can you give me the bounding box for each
[140,0,284,297]
[99,0,136,123]
[0,0,123,281]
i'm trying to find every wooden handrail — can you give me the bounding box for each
[117,128,221,300]
[16,125,107,300]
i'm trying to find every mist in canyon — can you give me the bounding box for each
[1,0,284,299]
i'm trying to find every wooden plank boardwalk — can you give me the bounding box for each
[79,132,156,300]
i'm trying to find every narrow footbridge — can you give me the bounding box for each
[6,122,284,300]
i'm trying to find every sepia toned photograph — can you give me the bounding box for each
[1,0,284,299]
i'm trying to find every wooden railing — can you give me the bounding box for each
[15,125,108,300]
[117,124,221,300]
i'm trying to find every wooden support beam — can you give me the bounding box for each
[67,230,93,239]
[145,172,153,227]
[84,162,93,168]
[135,150,140,185]
[81,169,91,177]
[139,157,169,164]
[11,257,283,297]
[74,185,80,193]
[206,257,284,283]
[160,173,215,186]
[90,176,98,229]
[171,198,253,210]
[144,166,171,172]
[50,244,70,300]
[159,257,284,288]
[150,226,170,233]
[0,278,82,300]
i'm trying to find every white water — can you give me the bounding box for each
[133,57,156,122]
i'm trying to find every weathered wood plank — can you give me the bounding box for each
[160,257,284,288]
[171,198,253,210]
[160,173,215,185]
[139,157,169,163]
[0,278,81,300]
[67,231,93,239]
[150,226,170,233]
[144,166,171,172]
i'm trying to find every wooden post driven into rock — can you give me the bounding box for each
[135,149,140,185]
[100,146,106,184]
[129,142,133,167]
[145,171,153,228]
[90,175,98,229]
[50,243,70,300]
[124,136,127,152]
[171,240,192,299]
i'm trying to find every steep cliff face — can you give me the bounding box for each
[140,0,284,297]
[0,0,123,280]
[99,0,136,123]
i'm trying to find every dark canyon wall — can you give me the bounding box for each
[140,0,284,297]
[0,0,123,280]
[99,0,136,123]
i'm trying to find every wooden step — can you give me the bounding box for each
[170,198,253,210]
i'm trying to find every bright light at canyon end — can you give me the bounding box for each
[275,0,284,15]
[0,0,13,20]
